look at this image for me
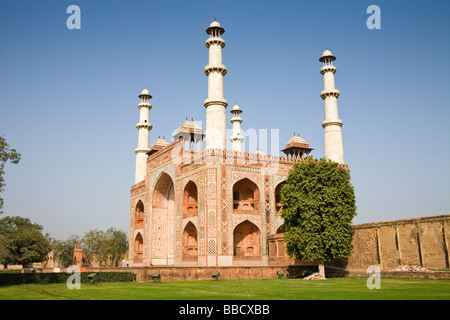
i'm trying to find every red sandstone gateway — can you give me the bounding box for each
[128,20,348,271]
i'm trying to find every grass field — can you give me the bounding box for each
[0,277,449,300]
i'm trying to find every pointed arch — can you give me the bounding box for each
[151,172,175,264]
[233,220,261,259]
[153,172,175,209]
[276,224,284,234]
[274,181,286,215]
[183,180,198,218]
[232,178,260,213]
[135,200,144,228]
[182,221,198,260]
[134,232,144,263]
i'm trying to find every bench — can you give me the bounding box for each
[151,273,161,282]
[211,272,221,281]
[277,270,285,279]
[88,273,99,284]
[301,269,312,278]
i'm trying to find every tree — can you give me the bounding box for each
[104,228,128,267]
[81,229,104,266]
[81,228,128,267]
[281,157,357,278]
[51,235,80,267]
[0,135,21,214]
[0,216,51,269]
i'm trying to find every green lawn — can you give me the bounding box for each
[0,277,449,300]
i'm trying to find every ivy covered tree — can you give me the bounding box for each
[281,157,357,278]
[0,135,21,214]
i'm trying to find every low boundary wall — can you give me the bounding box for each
[347,214,450,271]
[42,265,450,281]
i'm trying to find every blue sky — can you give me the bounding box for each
[0,0,449,240]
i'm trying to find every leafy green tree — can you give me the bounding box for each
[81,229,104,266]
[81,228,128,267]
[0,216,51,268]
[104,227,128,267]
[0,135,21,214]
[281,157,357,277]
[51,235,80,267]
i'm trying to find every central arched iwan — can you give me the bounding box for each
[151,172,175,264]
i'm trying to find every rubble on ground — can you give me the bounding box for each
[303,272,327,280]
[388,265,432,273]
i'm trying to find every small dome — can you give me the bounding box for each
[322,49,333,57]
[232,104,240,111]
[206,20,225,35]
[210,20,221,28]
[319,49,336,62]
[152,137,169,147]
[141,88,150,95]
[287,134,309,146]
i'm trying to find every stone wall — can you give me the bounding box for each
[347,214,450,271]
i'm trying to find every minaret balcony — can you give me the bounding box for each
[206,37,225,48]
[136,122,153,130]
[204,64,227,76]
[138,102,152,109]
[322,119,343,128]
[204,98,228,108]
[320,65,337,75]
[230,116,242,123]
[230,135,244,142]
[320,89,340,100]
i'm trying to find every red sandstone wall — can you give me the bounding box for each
[347,214,450,271]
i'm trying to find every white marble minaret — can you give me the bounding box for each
[319,49,344,164]
[134,88,152,183]
[204,20,228,150]
[230,104,244,151]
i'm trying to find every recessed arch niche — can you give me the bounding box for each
[134,232,143,263]
[135,200,144,228]
[183,181,198,218]
[232,178,260,213]
[182,221,198,260]
[233,220,261,259]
